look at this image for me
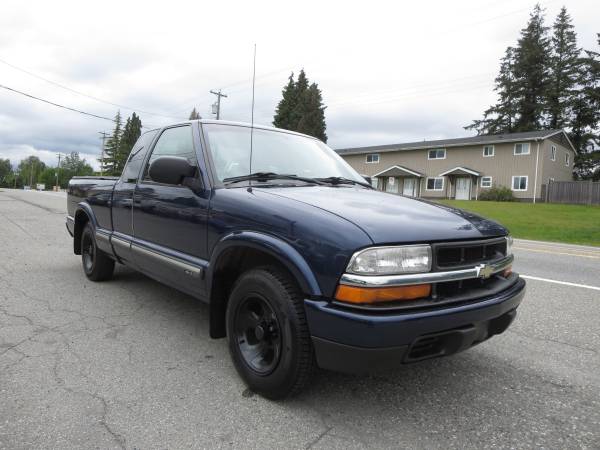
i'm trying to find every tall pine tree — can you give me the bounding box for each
[101,111,123,175]
[273,73,297,130]
[296,83,328,142]
[546,7,580,130]
[467,4,551,134]
[572,34,600,178]
[189,108,201,120]
[513,3,550,131]
[272,70,328,142]
[117,112,143,174]
[466,47,518,134]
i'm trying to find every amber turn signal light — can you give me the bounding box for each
[334,284,431,304]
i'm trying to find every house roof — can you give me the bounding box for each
[373,165,424,178]
[438,166,481,177]
[335,129,571,155]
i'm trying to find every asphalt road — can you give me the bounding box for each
[1,189,599,449]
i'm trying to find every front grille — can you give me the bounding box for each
[335,237,513,313]
[433,237,507,270]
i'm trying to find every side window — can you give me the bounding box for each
[366,154,380,164]
[143,126,197,181]
[121,130,158,182]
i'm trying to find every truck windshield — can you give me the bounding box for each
[203,124,365,185]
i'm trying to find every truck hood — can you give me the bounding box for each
[257,186,507,244]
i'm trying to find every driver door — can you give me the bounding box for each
[132,124,210,297]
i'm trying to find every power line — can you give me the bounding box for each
[0,83,157,128]
[0,57,186,120]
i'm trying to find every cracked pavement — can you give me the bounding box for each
[1,189,599,449]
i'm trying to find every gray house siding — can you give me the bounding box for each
[338,130,575,201]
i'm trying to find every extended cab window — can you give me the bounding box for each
[143,126,197,181]
[121,130,158,182]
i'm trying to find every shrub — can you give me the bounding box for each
[478,185,515,201]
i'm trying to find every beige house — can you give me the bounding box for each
[337,129,576,201]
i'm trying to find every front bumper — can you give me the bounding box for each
[305,277,525,373]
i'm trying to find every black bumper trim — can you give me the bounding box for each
[312,309,517,374]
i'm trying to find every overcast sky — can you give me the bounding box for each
[1,0,598,170]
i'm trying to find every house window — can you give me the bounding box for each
[512,176,528,191]
[514,143,530,155]
[565,152,570,166]
[481,176,493,188]
[551,145,556,161]
[427,149,446,160]
[483,145,495,157]
[366,154,380,164]
[426,177,444,191]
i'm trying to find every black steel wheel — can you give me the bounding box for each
[80,223,115,281]
[226,266,315,399]
[233,294,282,375]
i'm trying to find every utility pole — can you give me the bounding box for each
[210,89,228,120]
[55,153,62,191]
[98,132,109,175]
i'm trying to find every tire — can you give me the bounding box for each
[81,223,115,281]
[226,266,315,399]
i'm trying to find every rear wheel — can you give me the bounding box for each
[81,223,115,281]
[226,266,315,399]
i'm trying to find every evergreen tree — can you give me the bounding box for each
[572,34,600,178]
[117,112,142,174]
[296,83,328,142]
[465,47,518,134]
[189,108,201,120]
[273,73,297,129]
[547,7,580,130]
[513,3,550,131]
[467,5,551,134]
[273,70,328,141]
[102,111,123,175]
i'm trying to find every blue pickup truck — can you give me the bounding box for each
[67,120,525,399]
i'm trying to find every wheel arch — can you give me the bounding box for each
[73,203,97,255]
[207,231,322,338]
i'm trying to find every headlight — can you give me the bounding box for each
[505,235,513,255]
[347,245,432,275]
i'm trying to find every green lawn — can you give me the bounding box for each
[437,200,600,247]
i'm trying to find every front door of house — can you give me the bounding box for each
[385,177,398,193]
[455,177,471,200]
[403,178,416,196]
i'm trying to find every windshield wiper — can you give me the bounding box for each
[223,172,325,185]
[315,176,373,188]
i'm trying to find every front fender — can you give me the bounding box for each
[207,231,322,297]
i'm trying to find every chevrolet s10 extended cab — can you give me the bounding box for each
[67,120,525,399]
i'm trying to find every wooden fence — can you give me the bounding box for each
[542,180,600,205]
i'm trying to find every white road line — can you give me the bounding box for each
[521,275,600,292]
[513,246,600,259]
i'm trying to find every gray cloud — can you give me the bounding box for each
[1,0,598,169]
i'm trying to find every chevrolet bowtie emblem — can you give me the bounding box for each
[477,264,494,279]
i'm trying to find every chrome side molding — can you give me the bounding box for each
[131,243,203,279]
[340,254,514,288]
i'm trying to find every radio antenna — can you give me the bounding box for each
[248,43,257,187]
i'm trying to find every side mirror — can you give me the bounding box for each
[149,156,197,186]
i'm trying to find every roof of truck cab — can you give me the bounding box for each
[161,119,319,141]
